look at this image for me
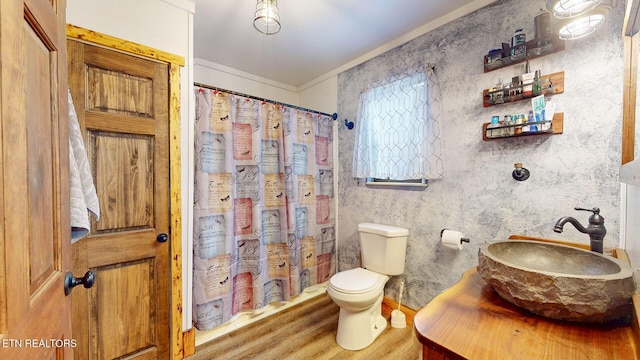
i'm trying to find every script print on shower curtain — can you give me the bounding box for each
[193,88,336,330]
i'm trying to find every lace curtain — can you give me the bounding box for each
[192,88,336,331]
[353,65,444,180]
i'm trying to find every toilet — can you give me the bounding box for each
[327,222,408,350]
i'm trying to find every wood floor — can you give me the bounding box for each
[188,293,421,360]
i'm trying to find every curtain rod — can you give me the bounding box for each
[194,82,338,120]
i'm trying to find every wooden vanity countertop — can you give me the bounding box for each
[414,268,639,360]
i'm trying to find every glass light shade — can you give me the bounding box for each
[254,0,281,35]
[557,8,607,40]
[546,0,602,18]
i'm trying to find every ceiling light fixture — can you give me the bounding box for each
[547,0,602,18]
[254,0,281,35]
[556,6,609,40]
[547,0,614,40]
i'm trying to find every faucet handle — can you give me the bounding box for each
[574,207,600,215]
[575,207,604,225]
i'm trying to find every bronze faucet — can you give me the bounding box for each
[553,207,606,253]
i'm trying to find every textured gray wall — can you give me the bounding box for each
[337,0,625,310]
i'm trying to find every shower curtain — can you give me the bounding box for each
[193,87,336,331]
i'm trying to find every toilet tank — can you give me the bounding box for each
[358,223,408,275]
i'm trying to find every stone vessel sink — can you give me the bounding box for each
[477,241,635,323]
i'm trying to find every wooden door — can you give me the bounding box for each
[67,40,170,359]
[0,0,73,359]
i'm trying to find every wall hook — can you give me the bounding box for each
[512,162,530,181]
[344,119,354,130]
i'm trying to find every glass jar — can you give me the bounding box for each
[487,116,502,138]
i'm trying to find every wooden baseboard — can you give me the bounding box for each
[382,296,416,327]
[183,328,196,358]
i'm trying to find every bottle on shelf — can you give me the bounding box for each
[495,78,504,104]
[510,29,526,59]
[514,115,523,135]
[487,116,503,138]
[534,8,551,47]
[528,110,538,132]
[533,70,542,96]
[502,115,514,136]
[522,60,534,97]
[521,114,530,133]
[509,76,521,101]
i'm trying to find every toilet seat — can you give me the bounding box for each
[329,268,385,295]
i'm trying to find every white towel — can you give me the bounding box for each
[68,89,100,242]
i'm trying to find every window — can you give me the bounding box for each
[352,66,444,183]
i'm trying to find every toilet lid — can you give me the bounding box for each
[330,268,381,294]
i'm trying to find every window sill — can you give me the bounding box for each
[365,181,428,190]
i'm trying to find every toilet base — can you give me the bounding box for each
[335,294,387,350]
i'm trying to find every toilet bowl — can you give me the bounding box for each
[327,267,389,350]
[327,223,408,351]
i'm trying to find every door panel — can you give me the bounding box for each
[92,133,154,231]
[67,39,170,360]
[0,0,71,359]
[94,259,155,359]
[86,67,154,117]
[25,18,57,295]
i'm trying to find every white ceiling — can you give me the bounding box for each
[194,0,495,88]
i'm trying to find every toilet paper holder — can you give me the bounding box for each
[440,229,470,244]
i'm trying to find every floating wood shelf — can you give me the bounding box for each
[483,38,565,73]
[483,71,564,107]
[482,113,564,141]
